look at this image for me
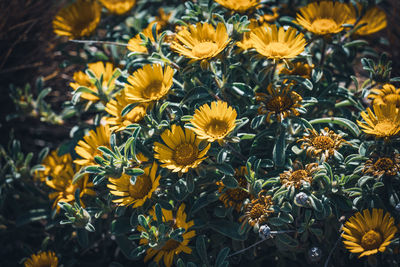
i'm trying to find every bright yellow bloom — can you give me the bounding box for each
[236,20,269,51]
[250,24,306,60]
[298,127,348,161]
[214,0,260,13]
[217,166,250,212]
[24,251,58,267]
[108,162,161,208]
[257,7,279,23]
[295,1,353,35]
[349,5,387,36]
[74,124,111,167]
[368,84,400,107]
[256,83,303,122]
[154,125,210,173]
[70,62,118,102]
[357,104,400,140]
[104,91,148,132]
[139,204,195,267]
[190,101,237,143]
[35,151,73,182]
[171,22,230,64]
[53,0,101,39]
[279,61,314,79]
[127,23,158,54]
[342,209,397,258]
[46,168,96,211]
[124,64,174,102]
[99,0,136,15]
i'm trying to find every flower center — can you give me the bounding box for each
[128,175,152,199]
[192,41,218,58]
[265,42,290,57]
[290,170,308,182]
[312,136,334,149]
[161,239,181,252]
[374,158,394,171]
[361,230,383,250]
[266,95,293,112]
[205,119,229,137]
[374,121,397,135]
[250,203,265,219]
[173,143,198,166]
[311,18,339,34]
[142,80,163,99]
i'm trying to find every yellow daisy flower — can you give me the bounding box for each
[250,24,306,60]
[127,23,158,54]
[74,124,111,167]
[99,0,136,15]
[46,168,96,211]
[357,103,400,140]
[240,190,274,227]
[107,162,161,208]
[363,153,400,177]
[298,127,348,161]
[104,91,148,132]
[279,61,314,79]
[70,62,118,102]
[257,7,279,23]
[214,0,260,13]
[139,204,195,267]
[217,166,250,212]
[342,209,397,258]
[349,5,387,36]
[35,151,73,182]
[236,20,269,51]
[170,22,230,65]
[124,64,174,103]
[53,0,101,39]
[256,83,303,122]
[154,125,210,173]
[24,251,58,267]
[190,101,237,143]
[368,84,400,107]
[279,163,319,189]
[295,1,353,35]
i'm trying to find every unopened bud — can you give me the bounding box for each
[259,225,271,239]
[308,246,322,262]
[294,192,309,207]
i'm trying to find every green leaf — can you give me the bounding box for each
[111,217,132,235]
[121,103,139,117]
[190,193,219,214]
[77,229,89,248]
[216,163,235,176]
[273,130,286,167]
[125,168,145,176]
[222,175,238,188]
[230,82,254,97]
[209,220,246,241]
[196,235,209,265]
[309,117,360,136]
[215,247,230,267]
[16,209,50,227]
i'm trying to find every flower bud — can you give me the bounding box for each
[259,225,271,239]
[308,246,322,262]
[294,192,309,207]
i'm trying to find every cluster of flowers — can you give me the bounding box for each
[22,0,400,266]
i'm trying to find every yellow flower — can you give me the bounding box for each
[342,209,397,258]
[127,23,158,54]
[53,0,101,39]
[257,7,279,23]
[256,83,303,122]
[190,101,237,143]
[295,1,353,35]
[357,103,400,140]
[298,127,348,161]
[217,166,250,212]
[154,125,210,173]
[236,20,269,51]
[171,22,230,65]
[368,84,400,107]
[214,0,260,13]
[139,204,195,267]
[280,163,319,188]
[104,91,148,132]
[349,5,387,36]
[24,251,58,267]
[70,62,118,102]
[74,124,111,167]
[108,162,160,207]
[279,61,314,79]
[124,64,174,103]
[99,0,136,15]
[35,151,73,182]
[363,153,400,177]
[240,191,274,227]
[46,168,96,211]
[250,24,306,60]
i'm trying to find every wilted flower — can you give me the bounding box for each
[363,153,400,177]
[279,62,314,79]
[240,191,274,227]
[280,163,319,189]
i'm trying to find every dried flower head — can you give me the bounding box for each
[279,61,314,79]
[280,163,319,188]
[240,191,274,227]
[298,127,348,161]
[363,153,400,177]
